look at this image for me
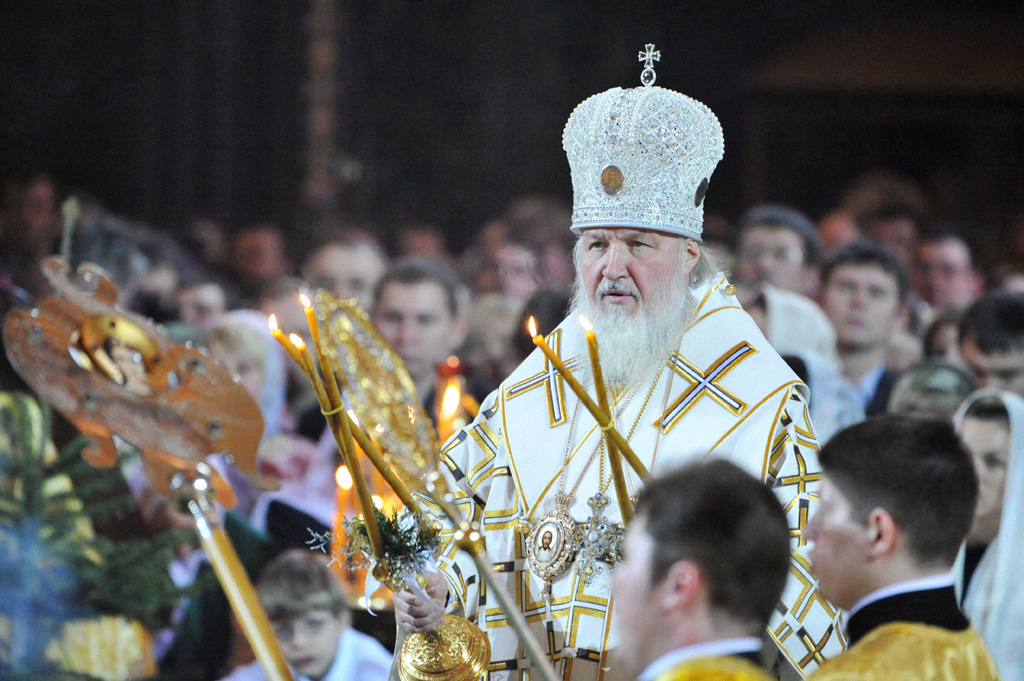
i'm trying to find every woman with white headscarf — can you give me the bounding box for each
[954,389,1024,679]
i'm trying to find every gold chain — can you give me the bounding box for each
[560,365,665,504]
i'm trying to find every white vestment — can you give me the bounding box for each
[425,276,845,680]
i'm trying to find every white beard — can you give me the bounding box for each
[570,269,695,391]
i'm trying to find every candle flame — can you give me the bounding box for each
[335,465,353,490]
[527,316,538,337]
[372,495,384,510]
[268,314,279,333]
[375,423,384,436]
[441,381,461,419]
[288,333,305,349]
[578,314,593,332]
[299,292,312,308]
[347,409,360,426]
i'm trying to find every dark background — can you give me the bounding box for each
[3,1,1024,258]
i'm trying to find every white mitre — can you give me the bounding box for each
[562,46,724,241]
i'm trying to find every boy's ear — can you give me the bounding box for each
[660,559,703,611]
[866,507,900,560]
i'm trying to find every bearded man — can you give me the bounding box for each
[393,48,843,680]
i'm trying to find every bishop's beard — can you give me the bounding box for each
[570,269,695,391]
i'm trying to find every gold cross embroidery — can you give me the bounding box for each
[656,342,758,434]
[505,328,581,427]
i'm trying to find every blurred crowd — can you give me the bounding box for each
[3,166,1024,680]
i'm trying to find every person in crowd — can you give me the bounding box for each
[230,223,292,303]
[175,272,234,336]
[219,550,391,681]
[733,203,821,296]
[922,310,962,362]
[817,209,861,256]
[391,222,451,262]
[504,195,575,289]
[204,312,327,544]
[370,257,471,415]
[806,416,999,681]
[820,240,913,415]
[858,204,922,269]
[392,64,842,680]
[612,459,790,681]
[954,391,1024,679]
[302,238,388,311]
[886,360,975,421]
[912,224,983,314]
[958,291,1024,395]
[2,172,62,299]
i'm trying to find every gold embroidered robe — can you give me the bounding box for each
[423,277,845,680]
[809,623,1000,681]
[651,656,776,681]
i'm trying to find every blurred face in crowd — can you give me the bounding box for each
[957,416,1010,546]
[495,243,540,302]
[821,264,903,353]
[913,238,981,311]
[866,217,916,266]
[817,210,861,256]
[303,243,386,311]
[17,176,60,248]
[208,342,265,403]
[734,224,810,294]
[271,609,346,681]
[175,283,227,332]
[232,226,289,284]
[960,340,1024,396]
[373,280,464,389]
[805,475,873,611]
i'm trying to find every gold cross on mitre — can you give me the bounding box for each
[638,43,660,87]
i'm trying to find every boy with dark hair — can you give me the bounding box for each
[220,550,391,681]
[807,416,999,680]
[734,203,821,295]
[612,459,791,681]
[371,257,472,411]
[820,240,911,415]
[959,291,1024,395]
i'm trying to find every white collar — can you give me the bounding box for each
[847,573,955,624]
[637,637,762,681]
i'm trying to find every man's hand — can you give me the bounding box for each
[393,570,449,633]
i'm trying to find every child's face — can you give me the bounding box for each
[271,609,347,681]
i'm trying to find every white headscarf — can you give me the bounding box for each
[954,389,1024,679]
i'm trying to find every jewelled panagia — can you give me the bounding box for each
[422,278,845,681]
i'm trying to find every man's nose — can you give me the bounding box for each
[602,242,630,280]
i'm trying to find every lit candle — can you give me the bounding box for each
[268,315,306,370]
[437,377,462,442]
[299,292,320,355]
[335,464,354,516]
[527,317,649,480]
[578,315,632,523]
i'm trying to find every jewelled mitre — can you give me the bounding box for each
[562,49,724,241]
